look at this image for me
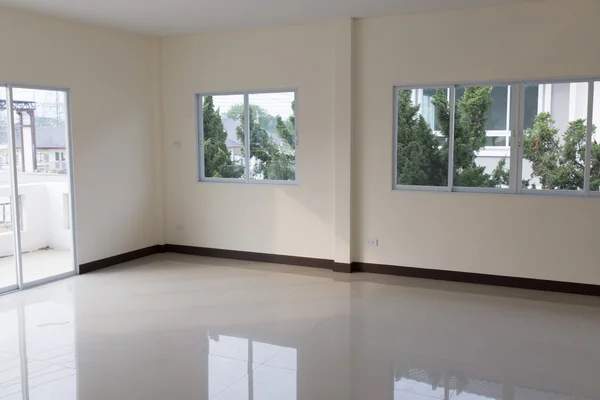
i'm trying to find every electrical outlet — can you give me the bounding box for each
[176,224,185,231]
[367,239,379,247]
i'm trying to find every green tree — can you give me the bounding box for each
[396,90,447,186]
[396,87,508,187]
[203,96,243,178]
[434,87,508,187]
[231,102,296,181]
[235,106,279,178]
[523,113,598,190]
[275,101,295,148]
[226,104,277,132]
[269,101,296,180]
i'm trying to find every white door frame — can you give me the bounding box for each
[0,84,78,294]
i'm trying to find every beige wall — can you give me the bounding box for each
[4,0,598,284]
[354,0,600,284]
[0,7,162,264]
[163,0,600,284]
[161,23,336,259]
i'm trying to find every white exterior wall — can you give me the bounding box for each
[0,182,71,257]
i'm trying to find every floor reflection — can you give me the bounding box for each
[0,283,75,400]
[2,254,600,400]
[209,333,297,399]
[393,364,578,399]
[0,308,21,399]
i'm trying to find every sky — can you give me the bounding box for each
[211,92,295,119]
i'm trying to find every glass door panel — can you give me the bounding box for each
[11,87,74,284]
[0,86,18,293]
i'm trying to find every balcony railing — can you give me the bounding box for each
[36,160,68,174]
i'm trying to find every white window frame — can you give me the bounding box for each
[395,85,453,193]
[394,78,598,197]
[197,89,299,186]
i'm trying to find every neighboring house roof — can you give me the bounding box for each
[16,126,67,149]
[0,122,66,149]
[226,138,242,148]
[222,118,240,145]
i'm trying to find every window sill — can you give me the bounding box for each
[199,178,299,187]
[393,186,598,199]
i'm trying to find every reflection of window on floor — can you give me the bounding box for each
[0,295,76,399]
[393,364,574,400]
[209,334,297,400]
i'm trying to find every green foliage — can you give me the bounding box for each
[397,87,598,191]
[523,113,597,190]
[202,96,244,179]
[591,138,600,191]
[231,101,296,181]
[396,90,447,186]
[397,87,508,187]
[276,101,295,148]
[226,104,277,132]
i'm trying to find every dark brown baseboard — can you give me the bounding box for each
[79,245,165,274]
[79,245,600,297]
[352,262,600,297]
[163,244,334,269]
[333,263,352,273]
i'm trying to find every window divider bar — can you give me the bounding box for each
[392,87,399,189]
[244,93,250,183]
[509,84,523,194]
[6,85,24,288]
[197,95,205,182]
[447,87,456,190]
[506,85,512,135]
[516,83,525,194]
[584,80,594,196]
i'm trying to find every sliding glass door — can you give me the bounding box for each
[0,84,76,294]
[0,85,18,294]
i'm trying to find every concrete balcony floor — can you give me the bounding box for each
[0,249,73,290]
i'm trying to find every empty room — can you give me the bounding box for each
[0,0,599,399]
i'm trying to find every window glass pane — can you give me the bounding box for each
[10,87,75,283]
[522,82,588,191]
[487,86,509,131]
[456,86,509,131]
[485,136,507,147]
[421,89,441,131]
[454,85,511,188]
[247,92,296,181]
[0,86,18,292]
[396,87,449,187]
[202,94,245,179]
[592,81,600,192]
[524,84,540,130]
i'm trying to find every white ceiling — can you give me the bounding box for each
[0,0,537,37]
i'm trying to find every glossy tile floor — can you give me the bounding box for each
[1,253,600,400]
